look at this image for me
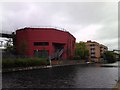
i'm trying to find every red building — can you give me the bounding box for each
[16,27,76,60]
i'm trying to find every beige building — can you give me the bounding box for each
[86,40,108,62]
[100,44,108,55]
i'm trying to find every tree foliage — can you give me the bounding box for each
[2,57,48,68]
[118,54,120,61]
[103,51,117,63]
[75,42,89,59]
[5,38,15,55]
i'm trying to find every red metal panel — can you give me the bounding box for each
[16,28,76,59]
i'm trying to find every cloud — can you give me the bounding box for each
[73,24,103,42]
[1,2,118,50]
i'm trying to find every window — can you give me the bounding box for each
[34,42,49,46]
[39,50,49,57]
[90,44,95,46]
[91,52,95,54]
[91,48,95,50]
[91,56,95,58]
[34,50,49,57]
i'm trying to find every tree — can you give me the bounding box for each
[75,42,89,60]
[5,38,15,54]
[118,54,120,61]
[103,51,116,63]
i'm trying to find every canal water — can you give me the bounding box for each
[2,63,118,88]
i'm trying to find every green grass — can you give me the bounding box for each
[2,57,49,68]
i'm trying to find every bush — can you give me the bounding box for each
[103,51,117,63]
[2,57,48,68]
[73,56,80,60]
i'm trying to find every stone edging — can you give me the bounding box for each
[2,63,86,72]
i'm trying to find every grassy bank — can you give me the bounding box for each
[2,57,49,68]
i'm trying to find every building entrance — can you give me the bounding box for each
[52,43,65,60]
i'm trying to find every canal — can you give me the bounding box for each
[2,62,118,88]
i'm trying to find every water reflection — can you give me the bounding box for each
[2,64,118,88]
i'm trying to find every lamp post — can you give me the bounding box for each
[48,56,52,68]
[49,56,51,66]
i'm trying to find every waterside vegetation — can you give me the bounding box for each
[2,57,49,68]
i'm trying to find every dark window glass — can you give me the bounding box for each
[91,52,95,54]
[90,44,95,46]
[34,42,49,46]
[91,48,95,50]
[34,50,49,57]
[91,56,95,58]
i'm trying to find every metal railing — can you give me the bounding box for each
[58,49,64,57]
[49,49,64,60]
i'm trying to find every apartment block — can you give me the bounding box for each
[86,40,108,62]
[100,44,108,55]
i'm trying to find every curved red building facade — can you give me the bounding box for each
[16,27,76,60]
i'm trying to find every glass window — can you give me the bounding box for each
[91,52,95,54]
[34,50,49,57]
[91,56,95,58]
[91,48,95,50]
[34,42,49,46]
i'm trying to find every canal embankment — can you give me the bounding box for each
[2,59,119,73]
[2,60,87,72]
[2,62,118,88]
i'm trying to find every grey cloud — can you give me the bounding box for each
[95,21,118,40]
[49,2,117,25]
[1,2,118,50]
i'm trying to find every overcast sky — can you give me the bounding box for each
[0,1,118,50]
